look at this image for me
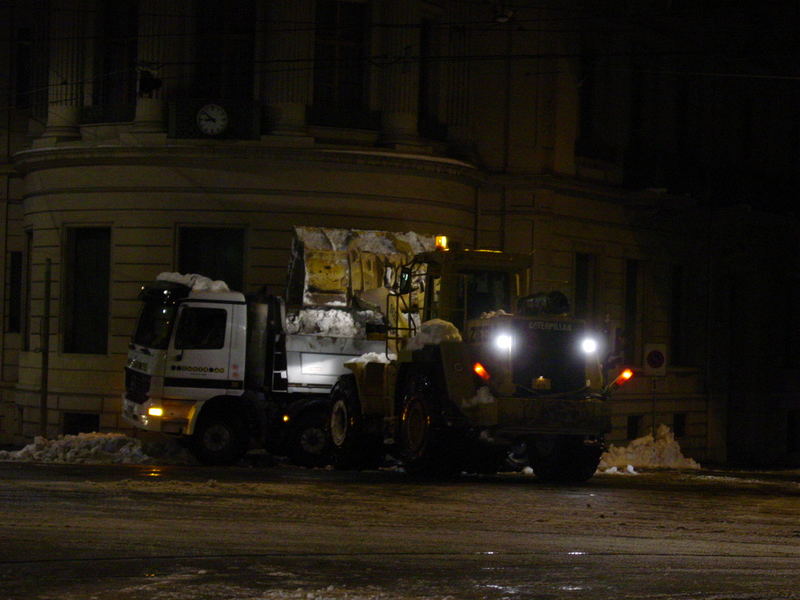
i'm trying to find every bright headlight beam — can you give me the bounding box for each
[495,334,513,351]
[580,337,598,354]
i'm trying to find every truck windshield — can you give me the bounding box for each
[133,302,178,349]
[459,270,510,320]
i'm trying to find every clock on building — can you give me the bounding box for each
[196,103,229,136]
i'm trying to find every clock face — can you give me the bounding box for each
[196,104,229,136]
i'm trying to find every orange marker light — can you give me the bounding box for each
[615,368,634,385]
[473,362,491,381]
[435,235,448,250]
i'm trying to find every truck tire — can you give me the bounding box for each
[191,414,248,465]
[398,371,460,476]
[329,375,382,470]
[290,410,331,468]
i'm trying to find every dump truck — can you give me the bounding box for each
[121,227,433,465]
[328,238,634,481]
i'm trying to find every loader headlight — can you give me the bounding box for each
[147,406,164,417]
[580,337,598,354]
[495,333,514,352]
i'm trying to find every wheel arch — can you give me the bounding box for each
[185,394,246,436]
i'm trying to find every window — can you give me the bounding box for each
[627,414,642,440]
[175,307,227,350]
[194,0,255,99]
[574,253,594,320]
[788,410,799,454]
[624,259,640,364]
[312,0,370,128]
[63,412,100,436]
[93,0,138,118]
[458,270,510,322]
[64,228,110,354]
[133,302,179,349]
[15,27,31,108]
[178,227,244,292]
[670,265,686,366]
[673,413,687,439]
[7,252,22,333]
[23,231,32,351]
[418,17,445,139]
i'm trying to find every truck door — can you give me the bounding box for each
[163,302,234,400]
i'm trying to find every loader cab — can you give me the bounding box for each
[406,249,526,333]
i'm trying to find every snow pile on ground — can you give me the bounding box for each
[157,272,230,292]
[0,432,195,465]
[599,424,701,472]
[285,308,384,338]
[405,319,462,351]
[462,386,496,408]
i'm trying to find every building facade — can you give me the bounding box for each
[1,0,798,465]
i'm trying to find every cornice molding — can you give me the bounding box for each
[12,144,483,183]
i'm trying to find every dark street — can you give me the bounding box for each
[1,462,798,599]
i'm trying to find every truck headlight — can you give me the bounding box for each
[495,333,514,352]
[580,337,598,354]
[147,406,164,417]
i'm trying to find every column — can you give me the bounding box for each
[443,13,473,154]
[38,0,83,143]
[134,0,181,132]
[378,0,421,147]
[262,0,314,136]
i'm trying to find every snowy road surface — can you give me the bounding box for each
[1,462,798,599]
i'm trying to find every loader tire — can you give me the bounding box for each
[329,375,382,470]
[398,371,460,477]
[191,414,248,465]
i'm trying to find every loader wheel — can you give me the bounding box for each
[329,375,381,470]
[191,414,248,465]
[399,372,460,476]
[290,410,331,468]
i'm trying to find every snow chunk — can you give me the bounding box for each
[600,424,700,471]
[462,386,496,408]
[479,309,513,319]
[405,319,462,351]
[0,433,195,465]
[157,272,230,292]
[285,309,384,338]
[345,352,394,365]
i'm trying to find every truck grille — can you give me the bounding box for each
[512,321,587,394]
[125,368,151,404]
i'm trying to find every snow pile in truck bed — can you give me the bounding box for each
[157,272,230,292]
[405,319,463,351]
[599,424,701,471]
[295,227,434,255]
[0,433,195,465]
[345,352,394,364]
[285,309,384,338]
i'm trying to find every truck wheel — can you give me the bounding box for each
[329,375,382,470]
[191,415,247,465]
[290,411,331,468]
